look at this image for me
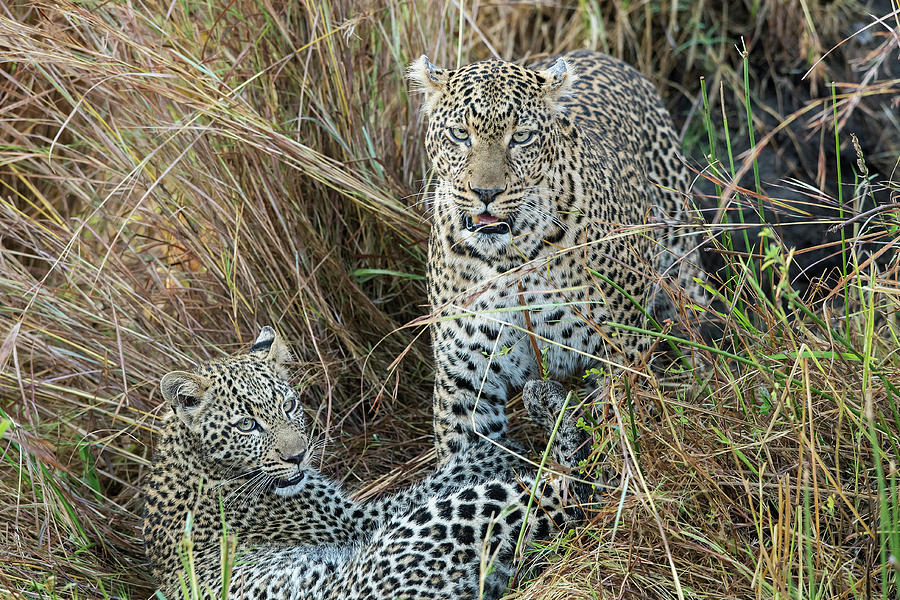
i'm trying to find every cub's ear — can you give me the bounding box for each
[250,326,293,378]
[407,55,448,114]
[160,370,209,427]
[536,58,576,107]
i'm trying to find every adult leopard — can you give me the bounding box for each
[408,49,706,462]
[143,327,589,599]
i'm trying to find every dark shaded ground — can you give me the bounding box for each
[671,1,898,300]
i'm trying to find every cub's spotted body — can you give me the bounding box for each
[143,328,588,599]
[409,50,705,461]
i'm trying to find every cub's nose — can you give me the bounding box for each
[471,186,505,206]
[280,451,305,465]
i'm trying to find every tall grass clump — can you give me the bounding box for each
[1,0,898,598]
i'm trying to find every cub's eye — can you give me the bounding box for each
[511,130,535,146]
[447,127,469,143]
[282,396,296,415]
[235,417,260,433]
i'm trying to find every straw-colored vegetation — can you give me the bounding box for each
[1,0,898,598]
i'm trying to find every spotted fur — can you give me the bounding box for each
[409,50,706,461]
[142,328,589,599]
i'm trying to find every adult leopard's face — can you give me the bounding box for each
[409,56,574,257]
[159,327,312,489]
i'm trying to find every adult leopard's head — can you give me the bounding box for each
[159,327,313,491]
[409,55,575,257]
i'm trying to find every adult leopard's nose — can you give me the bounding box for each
[471,185,505,206]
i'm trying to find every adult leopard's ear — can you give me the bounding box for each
[407,55,448,114]
[250,326,292,378]
[536,58,576,107]
[160,370,209,427]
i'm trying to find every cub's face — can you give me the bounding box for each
[160,327,312,490]
[409,56,574,257]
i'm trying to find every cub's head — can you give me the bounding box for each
[159,327,311,490]
[409,55,575,256]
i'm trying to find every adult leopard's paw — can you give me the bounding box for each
[522,379,568,432]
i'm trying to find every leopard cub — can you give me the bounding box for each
[143,327,590,599]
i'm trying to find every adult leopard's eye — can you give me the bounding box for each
[282,396,296,415]
[447,127,469,143]
[511,130,535,146]
[235,417,259,433]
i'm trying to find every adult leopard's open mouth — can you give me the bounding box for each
[463,212,513,235]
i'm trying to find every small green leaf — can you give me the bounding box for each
[351,268,425,282]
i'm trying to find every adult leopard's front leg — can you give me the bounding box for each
[429,295,525,460]
[431,370,509,462]
[429,288,540,462]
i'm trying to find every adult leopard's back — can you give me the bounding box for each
[409,49,705,461]
[550,50,696,278]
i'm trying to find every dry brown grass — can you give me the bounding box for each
[0,0,898,598]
